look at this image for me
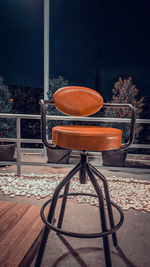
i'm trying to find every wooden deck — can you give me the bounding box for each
[0,201,46,267]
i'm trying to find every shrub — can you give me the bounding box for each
[47,76,70,138]
[0,77,16,138]
[104,77,144,143]
[47,75,69,114]
[9,84,44,147]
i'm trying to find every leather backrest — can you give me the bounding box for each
[53,86,103,116]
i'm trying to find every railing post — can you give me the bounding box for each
[44,0,49,100]
[16,117,21,177]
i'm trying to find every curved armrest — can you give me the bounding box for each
[40,99,54,149]
[103,103,136,150]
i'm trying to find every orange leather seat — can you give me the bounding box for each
[52,125,122,151]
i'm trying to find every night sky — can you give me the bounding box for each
[0,0,150,100]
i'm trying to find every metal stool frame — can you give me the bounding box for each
[35,99,136,267]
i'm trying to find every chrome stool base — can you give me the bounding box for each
[35,153,124,267]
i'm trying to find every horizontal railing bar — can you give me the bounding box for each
[0,138,17,142]
[0,138,42,143]
[0,113,149,124]
[20,139,42,144]
[0,161,17,165]
[130,144,150,149]
[136,119,150,124]
[0,113,41,119]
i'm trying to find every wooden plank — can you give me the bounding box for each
[19,228,44,267]
[0,201,16,217]
[0,262,18,267]
[0,201,47,267]
[0,202,29,242]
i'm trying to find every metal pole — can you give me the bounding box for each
[16,117,21,177]
[44,0,49,100]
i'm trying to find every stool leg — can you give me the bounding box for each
[57,181,70,229]
[86,164,112,267]
[89,163,118,247]
[35,162,81,267]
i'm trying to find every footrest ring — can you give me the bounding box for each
[41,192,124,239]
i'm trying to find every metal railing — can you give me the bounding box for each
[0,113,150,176]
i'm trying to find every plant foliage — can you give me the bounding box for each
[47,76,70,138]
[0,77,16,138]
[104,77,144,142]
[47,75,69,114]
[9,85,43,143]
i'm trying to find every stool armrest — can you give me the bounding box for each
[40,100,136,151]
[40,99,55,149]
[103,103,136,149]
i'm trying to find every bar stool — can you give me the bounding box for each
[35,86,136,267]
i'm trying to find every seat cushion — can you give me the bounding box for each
[52,125,122,151]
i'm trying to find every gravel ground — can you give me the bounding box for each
[0,172,150,212]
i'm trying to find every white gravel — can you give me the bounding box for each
[0,173,150,212]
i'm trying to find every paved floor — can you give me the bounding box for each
[0,153,150,266]
[31,205,150,267]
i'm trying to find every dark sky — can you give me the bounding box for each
[0,0,150,100]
